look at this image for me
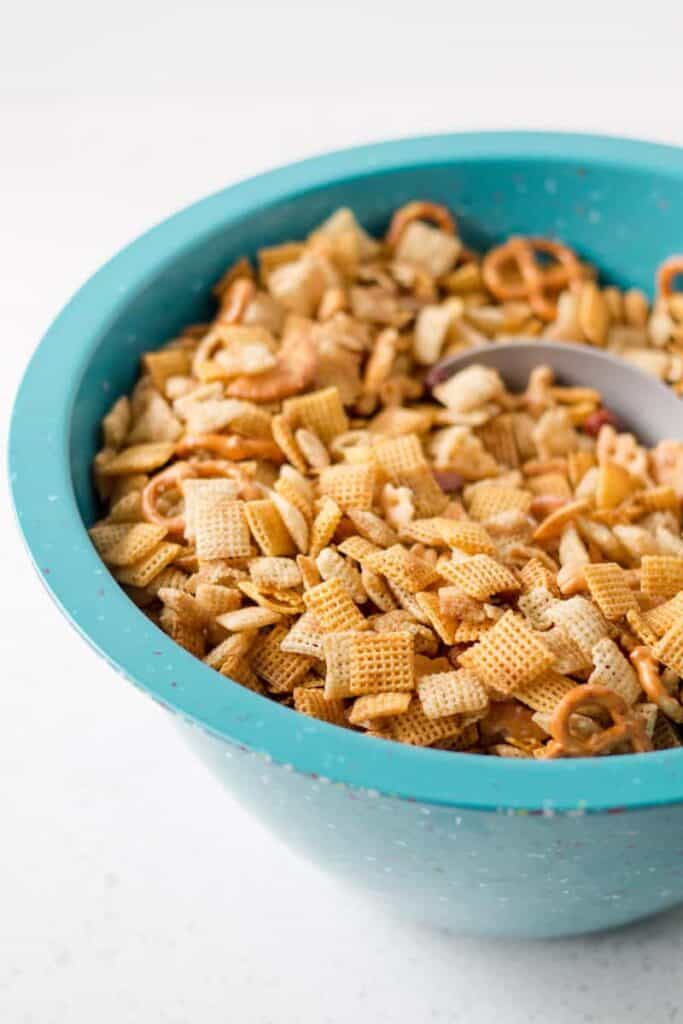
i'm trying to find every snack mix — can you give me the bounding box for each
[90,201,683,758]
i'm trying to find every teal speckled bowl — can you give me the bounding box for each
[10,133,683,937]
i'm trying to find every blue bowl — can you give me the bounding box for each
[10,132,683,938]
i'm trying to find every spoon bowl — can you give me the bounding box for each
[428,340,683,445]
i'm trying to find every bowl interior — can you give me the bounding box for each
[13,134,683,812]
[72,154,683,525]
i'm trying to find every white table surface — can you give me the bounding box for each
[3,3,683,1021]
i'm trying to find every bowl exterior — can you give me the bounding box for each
[181,723,683,938]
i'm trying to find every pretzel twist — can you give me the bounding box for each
[482,237,583,321]
[657,256,683,299]
[543,683,652,758]
[386,201,456,248]
[630,646,683,723]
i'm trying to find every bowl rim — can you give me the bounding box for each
[10,130,683,813]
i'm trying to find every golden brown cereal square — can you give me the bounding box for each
[347,691,412,726]
[194,583,242,617]
[583,562,638,621]
[194,496,251,560]
[652,713,683,750]
[625,608,659,646]
[459,611,555,694]
[98,442,175,476]
[221,659,266,695]
[642,592,683,638]
[182,479,240,541]
[476,413,519,468]
[526,473,573,499]
[400,517,452,548]
[216,606,282,631]
[114,542,182,587]
[654,619,683,676]
[244,500,296,557]
[309,498,343,558]
[517,586,556,629]
[418,669,489,719]
[348,632,415,695]
[361,566,398,611]
[237,580,304,614]
[437,520,496,556]
[322,631,355,698]
[319,463,377,511]
[453,621,494,643]
[519,557,559,595]
[100,523,168,567]
[338,535,381,562]
[373,434,425,479]
[386,699,464,746]
[159,608,205,657]
[547,596,609,659]
[316,548,365,604]
[107,491,144,524]
[588,637,641,704]
[394,464,449,517]
[303,577,368,633]
[365,544,440,594]
[641,556,683,599]
[250,624,313,692]
[204,632,255,671]
[282,386,348,444]
[281,612,325,659]
[437,553,519,600]
[466,485,532,521]
[89,522,134,555]
[515,669,577,713]
[158,587,210,629]
[249,556,302,591]
[293,687,347,726]
[346,509,398,547]
[414,591,458,644]
[272,414,308,472]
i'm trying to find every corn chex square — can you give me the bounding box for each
[282,387,348,443]
[114,542,182,587]
[642,592,683,638]
[347,691,412,726]
[365,544,440,593]
[303,577,368,633]
[459,611,555,694]
[583,562,638,621]
[292,687,347,726]
[437,519,496,555]
[654,619,683,677]
[244,500,296,556]
[437,553,519,600]
[641,556,683,600]
[348,632,415,695]
[386,700,464,746]
[373,434,425,479]
[319,463,376,511]
[250,624,313,692]
[417,669,489,719]
[588,637,641,704]
[193,495,251,560]
[514,669,577,713]
[466,485,532,521]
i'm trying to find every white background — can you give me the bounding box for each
[3,2,683,1021]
